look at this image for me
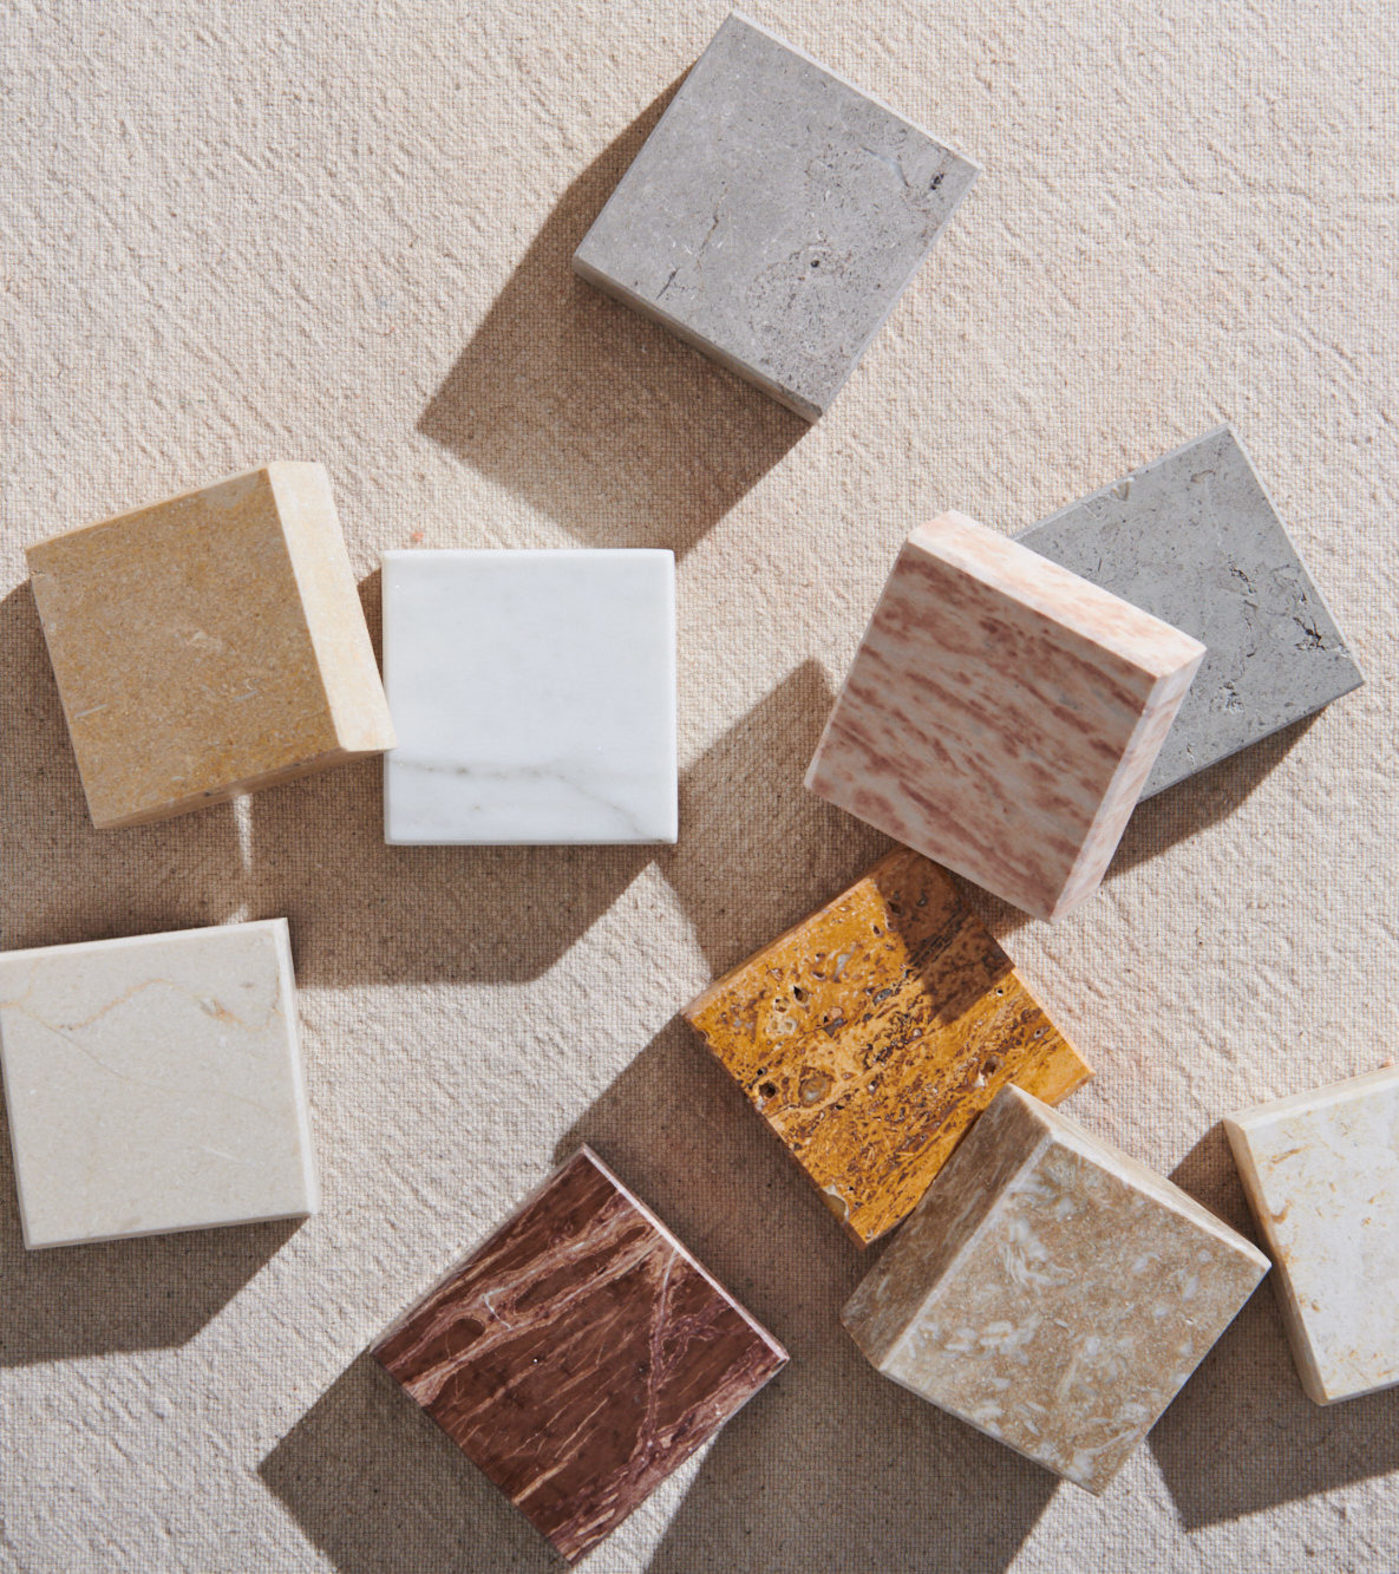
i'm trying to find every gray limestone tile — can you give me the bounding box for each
[572,12,979,421]
[1015,426,1363,798]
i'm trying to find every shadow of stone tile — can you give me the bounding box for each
[0,1097,297,1366]
[259,1352,556,1574]
[663,661,891,980]
[417,78,805,557]
[0,580,245,950]
[554,1018,1057,1574]
[1148,1125,1399,1527]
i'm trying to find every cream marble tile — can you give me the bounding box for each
[806,511,1206,920]
[1225,1065,1399,1404]
[842,1085,1268,1492]
[0,920,317,1248]
[382,549,677,845]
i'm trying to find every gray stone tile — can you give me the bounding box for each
[1016,426,1363,798]
[572,12,979,421]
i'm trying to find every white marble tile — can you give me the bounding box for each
[1225,1064,1399,1404]
[0,920,318,1248]
[382,549,677,845]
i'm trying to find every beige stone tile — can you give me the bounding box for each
[1226,1064,1399,1404]
[806,511,1205,920]
[26,464,393,828]
[0,919,317,1248]
[842,1085,1268,1493]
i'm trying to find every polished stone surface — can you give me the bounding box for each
[573,12,979,421]
[806,511,1206,920]
[382,549,676,845]
[0,920,318,1248]
[684,847,1091,1245]
[1017,426,1363,797]
[843,1086,1268,1492]
[373,1147,786,1564]
[1225,1064,1399,1404]
[26,464,394,828]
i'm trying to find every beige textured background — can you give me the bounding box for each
[2,1,1396,1569]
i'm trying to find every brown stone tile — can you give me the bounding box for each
[683,847,1091,1247]
[373,1148,787,1564]
[26,464,393,828]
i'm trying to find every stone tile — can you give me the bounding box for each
[684,847,1091,1246]
[373,1147,786,1565]
[382,549,676,845]
[1017,426,1363,797]
[806,512,1206,921]
[26,464,394,829]
[842,1086,1268,1493]
[1225,1065,1399,1404]
[0,920,317,1248]
[572,12,978,421]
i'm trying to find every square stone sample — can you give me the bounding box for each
[843,1086,1268,1492]
[1017,426,1363,798]
[1225,1065,1399,1404]
[382,549,676,845]
[26,464,394,829]
[684,847,1092,1246]
[572,12,979,421]
[0,920,317,1249]
[806,511,1206,921]
[373,1147,787,1564]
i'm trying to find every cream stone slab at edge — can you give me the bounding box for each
[26,464,394,829]
[842,1086,1268,1493]
[0,920,318,1249]
[382,549,677,845]
[805,511,1207,921]
[1016,426,1363,798]
[572,12,979,421]
[1225,1065,1399,1404]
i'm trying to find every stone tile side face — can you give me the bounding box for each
[1017,426,1363,797]
[685,847,1090,1245]
[806,512,1204,920]
[573,12,978,419]
[844,1087,1267,1492]
[26,465,391,828]
[1226,1065,1399,1404]
[374,1148,786,1564]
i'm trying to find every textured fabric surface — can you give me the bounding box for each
[1,2,1396,1570]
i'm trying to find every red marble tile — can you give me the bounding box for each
[373,1148,787,1563]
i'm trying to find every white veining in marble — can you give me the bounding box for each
[1226,1064,1399,1404]
[382,550,677,845]
[0,920,318,1248]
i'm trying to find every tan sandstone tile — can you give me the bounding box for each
[842,1085,1268,1493]
[26,464,393,828]
[684,848,1091,1246]
[805,511,1206,921]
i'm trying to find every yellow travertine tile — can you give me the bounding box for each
[26,464,393,828]
[684,847,1092,1246]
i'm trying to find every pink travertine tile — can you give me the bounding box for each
[805,512,1205,921]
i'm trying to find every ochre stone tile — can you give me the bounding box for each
[843,1086,1269,1493]
[373,1147,787,1565]
[26,464,393,828]
[683,848,1092,1247]
[805,511,1206,920]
